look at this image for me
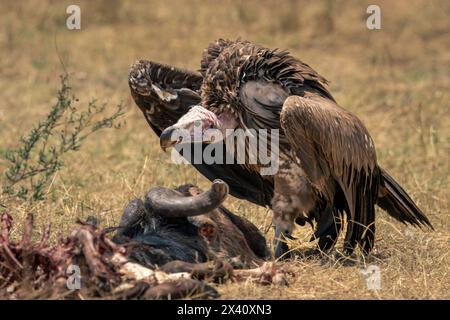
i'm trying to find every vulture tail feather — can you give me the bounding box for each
[377,169,433,229]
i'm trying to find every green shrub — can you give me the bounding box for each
[2,74,125,201]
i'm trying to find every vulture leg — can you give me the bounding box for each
[273,226,291,259]
[315,206,343,252]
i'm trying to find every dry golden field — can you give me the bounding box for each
[0,0,449,299]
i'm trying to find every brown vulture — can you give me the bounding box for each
[129,39,433,258]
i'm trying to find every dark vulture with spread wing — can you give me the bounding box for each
[129,39,433,258]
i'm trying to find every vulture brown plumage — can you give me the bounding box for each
[130,39,433,258]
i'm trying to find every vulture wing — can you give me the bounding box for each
[129,60,274,207]
[129,60,203,133]
[233,43,430,253]
[239,79,431,252]
[239,78,380,252]
[280,95,380,253]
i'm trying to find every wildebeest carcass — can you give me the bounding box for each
[0,180,287,300]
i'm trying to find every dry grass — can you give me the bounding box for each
[0,0,449,299]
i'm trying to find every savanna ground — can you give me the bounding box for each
[0,0,449,299]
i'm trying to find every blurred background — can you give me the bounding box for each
[0,0,448,298]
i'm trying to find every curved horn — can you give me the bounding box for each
[144,180,228,218]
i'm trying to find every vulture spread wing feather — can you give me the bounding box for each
[129,60,274,207]
[129,60,203,133]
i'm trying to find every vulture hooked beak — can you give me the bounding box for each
[159,105,238,151]
[159,126,182,151]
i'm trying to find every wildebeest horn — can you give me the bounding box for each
[144,180,228,218]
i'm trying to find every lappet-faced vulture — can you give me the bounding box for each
[130,39,433,258]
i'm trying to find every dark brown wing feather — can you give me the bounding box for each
[377,169,433,229]
[129,60,203,133]
[280,95,380,253]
